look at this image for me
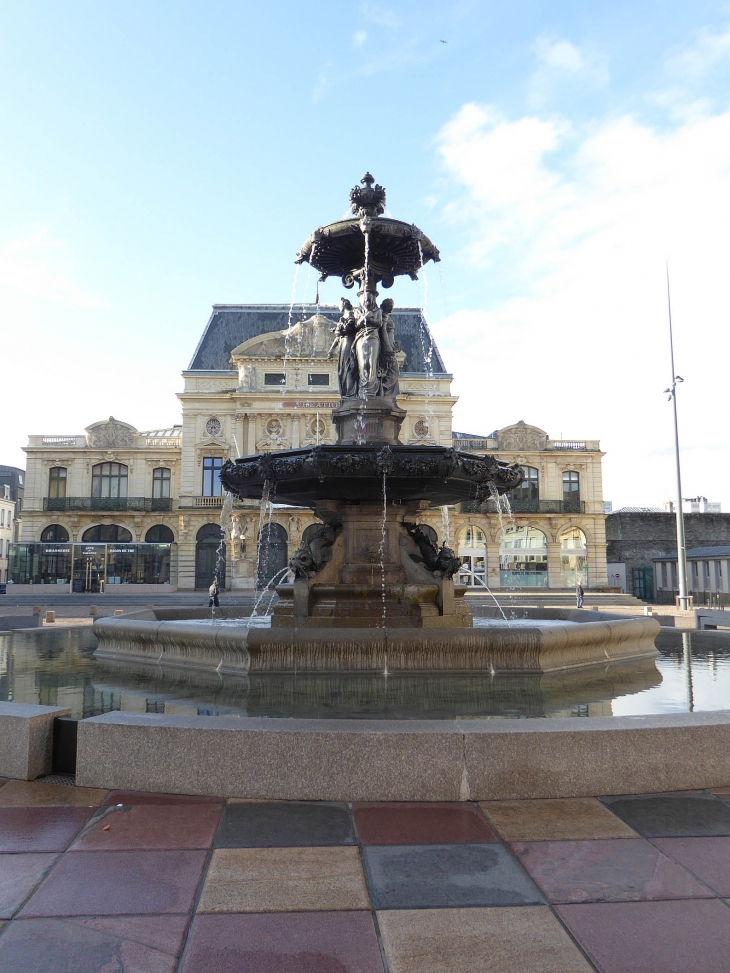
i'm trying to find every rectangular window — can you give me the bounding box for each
[308,373,329,386]
[0,510,4,527]
[202,457,223,497]
[152,468,171,499]
[49,467,67,499]
[264,373,286,386]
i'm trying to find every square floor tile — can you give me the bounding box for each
[0,807,95,852]
[215,801,354,847]
[0,780,108,807]
[19,850,207,916]
[198,846,370,912]
[70,804,222,850]
[0,854,58,919]
[362,843,543,910]
[557,899,730,973]
[104,790,223,806]
[354,802,498,845]
[481,797,638,841]
[0,915,189,972]
[512,838,714,903]
[653,836,730,896]
[601,792,730,836]
[180,911,384,973]
[377,906,592,973]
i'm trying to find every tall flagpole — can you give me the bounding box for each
[665,265,690,610]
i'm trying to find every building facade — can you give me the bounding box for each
[11,303,608,591]
[0,491,15,582]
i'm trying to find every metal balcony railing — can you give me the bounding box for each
[43,497,173,512]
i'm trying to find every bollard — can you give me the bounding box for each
[45,610,56,624]
[32,605,41,616]
[89,605,98,617]
[113,609,124,616]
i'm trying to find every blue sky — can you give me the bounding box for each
[2,0,729,507]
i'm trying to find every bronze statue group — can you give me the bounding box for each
[328,295,400,399]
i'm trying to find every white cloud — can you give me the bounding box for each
[433,104,730,508]
[0,229,103,310]
[359,4,402,29]
[667,24,730,81]
[353,29,368,48]
[528,36,609,108]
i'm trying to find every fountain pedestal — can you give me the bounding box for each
[271,499,472,629]
[332,397,407,445]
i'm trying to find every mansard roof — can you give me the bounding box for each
[188,303,448,375]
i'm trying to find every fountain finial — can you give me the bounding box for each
[350,173,386,219]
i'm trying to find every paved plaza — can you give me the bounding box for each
[1,779,730,970]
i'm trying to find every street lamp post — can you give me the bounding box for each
[664,267,691,610]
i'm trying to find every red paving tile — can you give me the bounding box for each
[104,790,224,806]
[653,836,730,896]
[19,850,207,917]
[353,802,499,845]
[512,838,714,903]
[180,911,385,973]
[70,803,222,851]
[0,915,189,972]
[0,854,58,919]
[556,899,730,973]
[0,807,95,853]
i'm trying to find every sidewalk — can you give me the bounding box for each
[1,777,730,971]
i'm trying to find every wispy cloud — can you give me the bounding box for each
[312,61,333,103]
[359,4,402,29]
[0,229,103,310]
[353,29,368,48]
[667,24,730,81]
[528,36,609,108]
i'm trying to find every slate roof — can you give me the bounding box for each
[188,304,448,375]
[653,546,730,561]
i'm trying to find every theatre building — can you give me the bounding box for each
[11,303,608,591]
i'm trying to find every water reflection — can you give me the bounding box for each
[1,628,729,721]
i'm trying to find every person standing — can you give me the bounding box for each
[576,582,584,608]
[208,577,220,608]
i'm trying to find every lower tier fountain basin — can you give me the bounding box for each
[93,609,660,675]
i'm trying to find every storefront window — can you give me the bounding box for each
[500,526,548,587]
[9,542,176,589]
[152,468,171,499]
[458,525,487,586]
[91,463,128,499]
[560,527,588,586]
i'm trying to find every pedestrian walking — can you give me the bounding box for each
[208,577,220,608]
[576,582,584,608]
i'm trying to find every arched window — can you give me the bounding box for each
[500,526,548,587]
[48,467,67,499]
[41,524,69,542]
[145,524,174,543]
[257,523,289,589]
[91,463,128,499]
[152,468,171,499]
[458,525,486,548]
[416,524,438,547]
[82,524,133,542]
[195,523,225,589]
[560,527,588,586]
[562,471,580,510]
[510,466,539,504]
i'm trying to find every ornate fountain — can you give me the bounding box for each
[220,175,524,629]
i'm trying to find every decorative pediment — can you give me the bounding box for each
[85,417,138,448]
[494,421,548,452]
[230,313,333,362]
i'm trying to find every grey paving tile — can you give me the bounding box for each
[600,792,730,837]
[215,801,354,847]
[362,843,543,909]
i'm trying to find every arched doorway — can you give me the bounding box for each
[560,527,588,586]
[257,522,288,589]
[195,523,226,590]
[500,526,548,587]
[457,525,487,587]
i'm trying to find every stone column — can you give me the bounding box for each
[547,542,563,589]
[486,541,501,589]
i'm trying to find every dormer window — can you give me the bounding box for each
[264,373,286,386]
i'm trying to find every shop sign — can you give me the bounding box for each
[109,547,135,555]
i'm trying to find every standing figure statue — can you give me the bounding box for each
[378,297,400,398]
[328,298,358,398]
[353,293,383,398]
